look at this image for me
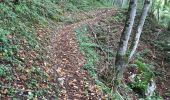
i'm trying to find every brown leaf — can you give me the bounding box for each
[20,75,27,80]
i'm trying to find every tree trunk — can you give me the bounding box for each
[168,21,170,31]
[114,0,137,87]
[164,0,168,6]
[129,0,151,61]
[164,0,169,9]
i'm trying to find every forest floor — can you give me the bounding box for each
[3,7,168,99]
[38,8,117,100]
[37,8,170,99]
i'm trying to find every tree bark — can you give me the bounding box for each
[164,0,169,9]
[168,21,170,31]
[114,0,137,86]
[129,0,151,61]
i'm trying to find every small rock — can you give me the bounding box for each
[58,78,65,86]
[73,86,79,89]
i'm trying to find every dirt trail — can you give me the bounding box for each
[46,9,116,99]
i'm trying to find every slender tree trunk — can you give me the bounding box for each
[157,8,160,21]
[164,0,169,10]
[168,21,170,31]
[114,0,137,88]
[129,0,151,61]
[164,0,168,6]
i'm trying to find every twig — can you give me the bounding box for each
[116,90,124,100]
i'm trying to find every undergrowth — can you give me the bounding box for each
[75,11,164,99]
[0,0,114,98]
[75,25,125,99]
[0,0,64,98]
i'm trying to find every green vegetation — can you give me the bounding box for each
[75,25,122,99]
[0,0,61,98]
[0,0,113,98]
[75,4,169,98]
[128,60,154,96]
[0,0,170,99]
[151,0,170,27]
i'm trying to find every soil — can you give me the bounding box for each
[43,8,117,100]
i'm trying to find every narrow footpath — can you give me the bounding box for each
[47,9,116,99]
